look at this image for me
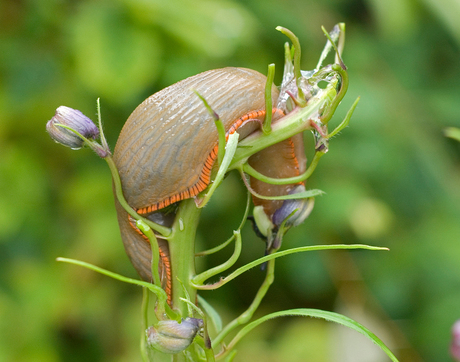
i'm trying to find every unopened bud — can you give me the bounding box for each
[146,318,203,354]
[272,185,314,228]
[252,205,274,238]
[451,320,460,361]
[251,185,314,253]
[46,106,99,149]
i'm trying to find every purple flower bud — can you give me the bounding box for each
[146,318,203,354]
[451,320,460,361]
[272,185,314,228]
[46,106,99,149]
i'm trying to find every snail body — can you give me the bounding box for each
[113,67,306,301]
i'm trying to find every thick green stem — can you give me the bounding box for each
[169,198,202,316]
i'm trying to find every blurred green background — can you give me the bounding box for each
[1,0,460,361]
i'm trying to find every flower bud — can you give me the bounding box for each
[451,320,460,361]
[272,185,314,228]
[251,185,314,253]
[146,318,203,354]
[252,205,274,238]
[46,106,99,149]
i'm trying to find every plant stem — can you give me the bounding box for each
[141,288,149,362]
[262,63,275,134]
[213,259,275,348]
[241,150,325,185]
[193,231,242,285]
[105,155,172,236]
[165,198,202,362]
[169,198,202,316]
[228,98,322,170]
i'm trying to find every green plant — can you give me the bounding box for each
[46,24,398,362]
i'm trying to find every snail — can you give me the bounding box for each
[113,67,307,302]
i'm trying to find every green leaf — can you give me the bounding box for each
[225,309,399,362]
[56,257,180,321]
[192,244,388,289]
[197,295,223,333]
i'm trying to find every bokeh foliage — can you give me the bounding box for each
[1,0,460,361]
